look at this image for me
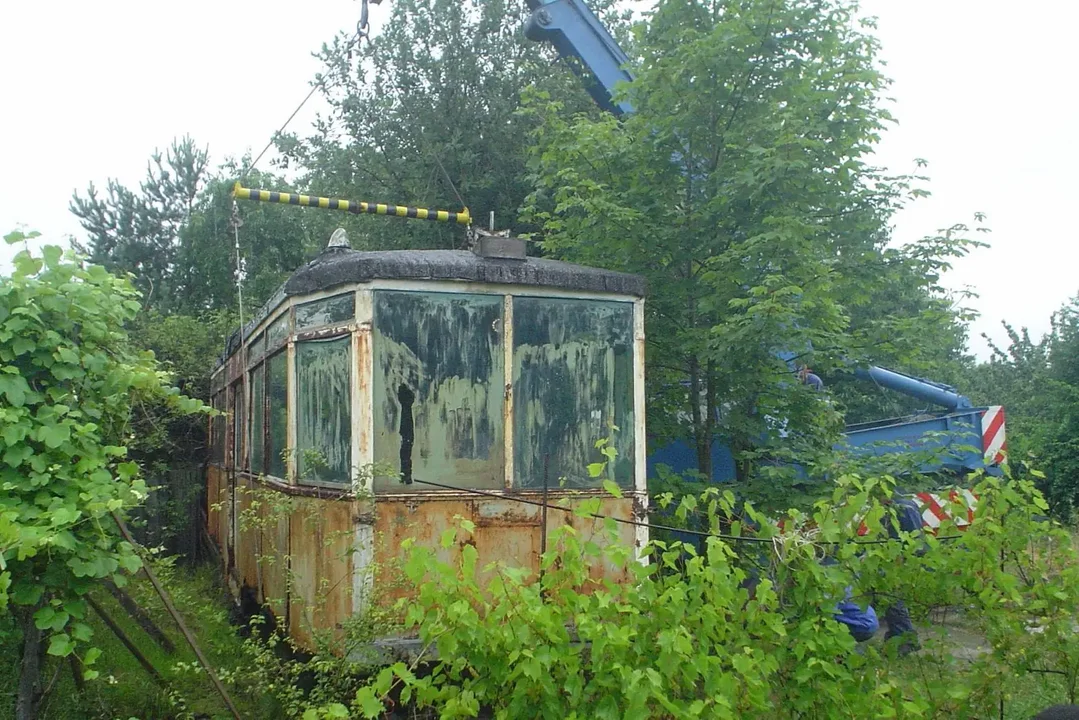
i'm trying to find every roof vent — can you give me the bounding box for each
[468,227,526,260]
[327,228,351,250]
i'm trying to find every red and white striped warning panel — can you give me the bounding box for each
[982,405,1007,465]
[912,489,977,531]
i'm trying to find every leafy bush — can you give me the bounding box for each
[276,469,1079,719]
[0,232,206,716]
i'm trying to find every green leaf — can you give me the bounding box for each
[355,687,386,718]
[4,230,40,245]
[587,462,606,478]
[47,633,74,657]
[602,479,623,499]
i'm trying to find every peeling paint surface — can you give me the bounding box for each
[512,297,635,488]
[250,366,265,472]
[296,293,355,330]
[373,492,641,604]
[288,499,354,648]
[267,351,288,479]
[267,312,290,348]
[260,497,290,619]
[236,477,259,590]
[296,336,352,484]
[372,291,505,492]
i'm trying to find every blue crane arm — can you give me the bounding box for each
[524,0,635,115]
[856,366,971,411]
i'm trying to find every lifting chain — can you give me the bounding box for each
[358,0,371,39]
[228,199,244,232]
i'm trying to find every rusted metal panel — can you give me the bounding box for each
[206,465,224,546]
[225,346,246,386]
[373,492,641,603]
[207,466,232,570]
[543,494,640,586]
[288,497,355,649]
[259,490,291,620]
[235,476,260,591]
[374,497,474,597]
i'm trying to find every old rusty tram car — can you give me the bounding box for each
[205,233,648,647]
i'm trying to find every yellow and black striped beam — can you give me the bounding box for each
[232,183,470,225]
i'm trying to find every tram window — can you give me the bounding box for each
[249,332,265,363]
[296,293,355,330]
[250,365,265,474]
[513,297,634,489]
[372,291,504,493]
[230,380,245,470]
[296,336,352,485]
[267,312,290,350]
[267,351,288,479]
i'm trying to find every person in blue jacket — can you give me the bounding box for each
[876,496,923,654]
[834,588,879,642]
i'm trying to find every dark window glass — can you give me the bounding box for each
[231,381,245,470]
[513,297,634,489]
[267,351,288,479]
[267,312,290,350]
[296,336,352,484]
[250,365,265,474]
[372,291,504,492]
[249,332,265,363]
[296,294,354,330]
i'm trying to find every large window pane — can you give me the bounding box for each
[267,351,288,479]
[513,297,634,489]
[296,336,352,485]
[250,366,264,474]
[296,294,354,330]
[373,291,504,492]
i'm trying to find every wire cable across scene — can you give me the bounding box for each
[407,477,962,548]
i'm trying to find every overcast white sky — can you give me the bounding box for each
[2,1,1076,360]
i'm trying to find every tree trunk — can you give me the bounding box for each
[688,356,708,476]
[15,602,45,720]
[701,361,716,482]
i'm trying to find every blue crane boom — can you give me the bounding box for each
[523,0,634,115]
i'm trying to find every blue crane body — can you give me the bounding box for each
[522,0,1006,479]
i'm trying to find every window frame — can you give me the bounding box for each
[294,329,355,488]
[222,280,645,497]
[246,307,293,482]
[370,289,507,494]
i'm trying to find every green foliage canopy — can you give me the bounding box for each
[522,0,980,479]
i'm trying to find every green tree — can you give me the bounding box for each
[277,0,631,252]
[826,217,985,425]
[71,138,321,316]
[963,299,1079,516]
[0,231,205,718]
[70,136,209,311]
[522,0,978,481]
